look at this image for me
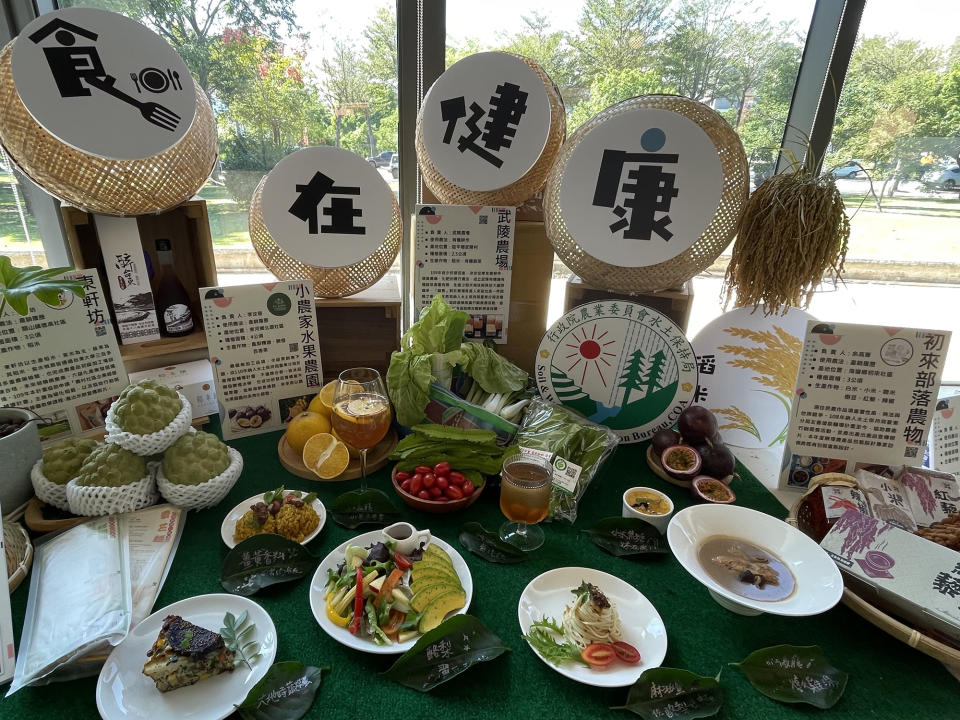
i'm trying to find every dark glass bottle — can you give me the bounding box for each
[153,238,195,337]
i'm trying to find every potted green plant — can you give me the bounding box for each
[0,255,86,514]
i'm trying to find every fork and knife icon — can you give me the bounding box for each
[84,74,180,131]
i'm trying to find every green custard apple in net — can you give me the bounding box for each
[112,379,183,434]
[162,431,231,485]
[75,443,148,487]
[42,437,100,485]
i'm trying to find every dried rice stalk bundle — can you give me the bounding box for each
[723,168,849,314]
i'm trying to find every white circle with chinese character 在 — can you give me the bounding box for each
[536,301,698,443]
[421,51,552,192]
[260,146,395,268]
[11,8,196,161]
[558,107,723,267]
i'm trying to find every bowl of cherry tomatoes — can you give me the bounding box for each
[391,461,484,513]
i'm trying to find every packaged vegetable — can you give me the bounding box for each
[511,398,619,523]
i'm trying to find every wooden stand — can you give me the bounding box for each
[499,221,554,375]
[564,276,695,332]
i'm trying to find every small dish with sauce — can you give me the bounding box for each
[622,487,674,533]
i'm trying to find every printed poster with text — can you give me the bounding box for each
[200,281,322,439]
[0,270,128,440]
[930,394,960,477]
[415,204,514,343]
[779,321,951,491]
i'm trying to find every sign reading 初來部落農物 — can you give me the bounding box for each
[779,321,952,491]
[536,301,697,444]
[10,8,196,161]
[260,146,395,268]
[0,270,128,440]
[420,52,552,192]
[930,394,960,477]
[414,204,514,344]
[558,107,723,268]
[199,281,322,439]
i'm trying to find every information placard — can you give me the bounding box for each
[414,204,514,343]
[200,281,322,439]
[0,270,128,439]
[779,321,951,490]
[931,394,960,477]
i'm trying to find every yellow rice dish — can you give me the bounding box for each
[233,492,320,544]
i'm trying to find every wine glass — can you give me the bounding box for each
[330,367,391,492]
[499,453,554,551]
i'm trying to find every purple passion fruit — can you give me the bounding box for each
[692,441,736,482]
[661,445,702,478]
[651,428,682,456]
[691,475,736,504]
[678,406,719,444]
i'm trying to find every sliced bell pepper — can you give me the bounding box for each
[325,593,350,627]
[376,568,405,609]
[383,608,406,637]
[348,566,364,635]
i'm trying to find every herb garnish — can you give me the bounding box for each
[573,580,610,610]
[178,630,194,650]
[220,610,260,670]
[523,617,588,666]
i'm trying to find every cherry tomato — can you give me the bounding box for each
[445,485,464,500]
[428,486,443,498]
[409,475,423,495]
[449,471,466,486]
[612,641,641,664]
[395,471,411,482]
[461,480,475,496]
[400,478,412,492]
[417,490,431,500]
[415,466,432,475]
[433,461,451,477]
[581,643,616,667]
[436,476,449,490]
[393,551,413,571]
[423,473,436,489]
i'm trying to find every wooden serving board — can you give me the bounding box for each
[23,497,87,533]
[645,445,736,489]
[278,429,398,482]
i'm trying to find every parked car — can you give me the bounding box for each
[390,154,399,179]
[831,162,863,179]
[366,150,394,168]
[923,165,959,189]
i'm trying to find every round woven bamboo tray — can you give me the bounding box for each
[5,520,32,593]
[249,173,402,298]
[0,41,217,216]
[544,94,749,293]
[416,53,566,207]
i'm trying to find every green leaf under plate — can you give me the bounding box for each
[382,614,509,692]
[459,522,525,564]
[731,644,848,709]
[330,488,401,529]
[613,667,723,719]
[583,517,668,557]
[221,534,317,596]
[236,661,326,720]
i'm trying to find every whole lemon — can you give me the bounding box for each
[284,411,331,454]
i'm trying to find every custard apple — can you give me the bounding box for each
[162,431,231,485]
[75,443,147,487]
[42,437,100,485]
[112,379,182,434]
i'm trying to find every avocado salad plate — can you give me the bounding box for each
[309,530,473,654]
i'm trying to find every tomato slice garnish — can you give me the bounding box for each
[393,551,412,570]
[581,642,616,667]
[612,641,642,664]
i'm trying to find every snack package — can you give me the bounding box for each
[512,398,619,523]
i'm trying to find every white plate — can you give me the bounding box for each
[309,530,473,654]
[667,504,844,616]
[96,594,278,720]
[220,492,326,548]
[517,567,667,688]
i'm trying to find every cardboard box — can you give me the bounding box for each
[127,360,217,419]
[821,509,960,646]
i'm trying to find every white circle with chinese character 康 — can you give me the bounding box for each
[558,107,723,268]
[421,51,552,192]
[260,146,395,268]
[536,301,698,443]
[11,8,196,161]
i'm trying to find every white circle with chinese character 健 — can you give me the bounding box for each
[536,301,698,443]
[421,51,552,192]
[11,8,196,161]
[558,107,723,267]
[260,146,395,268]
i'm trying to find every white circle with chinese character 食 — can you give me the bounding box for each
[536,301,698,443]
[558,107,724,267]
[11,8,196,161]
[261,146,395,268]
[421,51,552,192]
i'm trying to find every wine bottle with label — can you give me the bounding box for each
[154,238,195,337]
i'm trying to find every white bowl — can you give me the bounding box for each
[622,486,674,534]
[667,504,843,616]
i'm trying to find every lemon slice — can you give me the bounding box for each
[302,432,350,479]
[317,380,338,413]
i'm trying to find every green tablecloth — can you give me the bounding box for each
[5,427,958,719]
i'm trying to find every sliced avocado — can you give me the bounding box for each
[418,590,467,634]
[423,544,453,566]
[410,581,459,613]
[411,563,460,587]
[414,555,455,573]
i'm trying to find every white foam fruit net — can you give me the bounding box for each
[104,392,193,455]
[157,447,244,511]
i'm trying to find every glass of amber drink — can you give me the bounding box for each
[499,454,553,551]
[331,368,391,491]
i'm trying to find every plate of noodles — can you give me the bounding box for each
[517,566,667,687]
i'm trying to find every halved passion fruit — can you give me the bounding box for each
[691,475,736,504]
[660,445,701,479]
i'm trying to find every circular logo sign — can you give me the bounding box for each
[536,301,698,443]
[11,8,196,161]
[559,107,723,268]
[421,51,551,192]
[261,146,394,268]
